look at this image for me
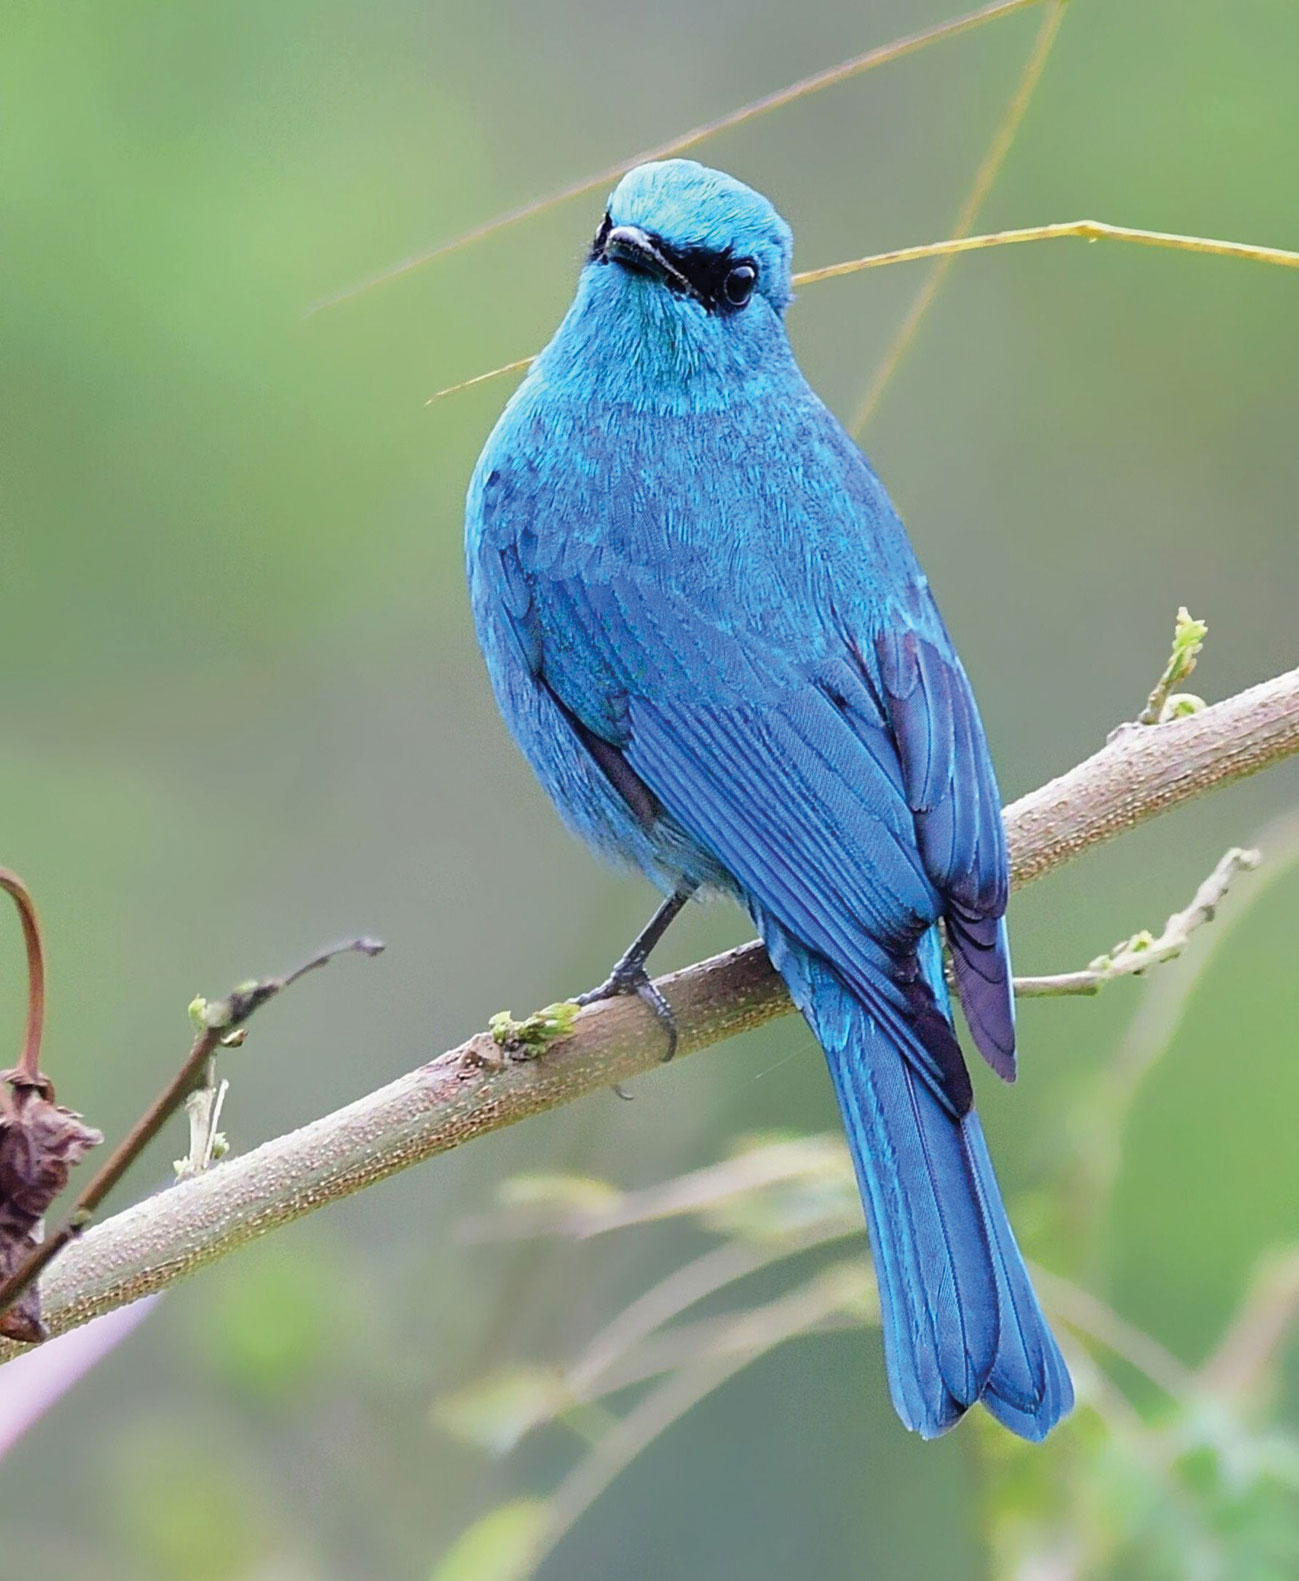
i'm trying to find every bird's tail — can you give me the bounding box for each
[763,921,1073,1441]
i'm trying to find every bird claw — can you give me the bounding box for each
[577,965,679,1061]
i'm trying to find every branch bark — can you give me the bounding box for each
[4,664,1298,1360]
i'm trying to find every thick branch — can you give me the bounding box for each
[4,665,1297,1359]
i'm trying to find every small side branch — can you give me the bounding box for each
[0,937,383,1332]
[1014,846,1259,998]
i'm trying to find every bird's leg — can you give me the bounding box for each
[576,884,695,1060]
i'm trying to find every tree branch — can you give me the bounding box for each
[3,664,1297,1360]
[0,936,383,1329]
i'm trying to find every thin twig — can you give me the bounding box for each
[532,1265,863,1572]
[1013,846,1260,997]
[464,1135,849,1242]
[0,869,46,1089]
[567,1224,856,1399]
[559,1257,1203,1419]
[1,665,1297,1358]
[426,356,534,404]
[570,1303,867,1406]
[1197,1246,1299,1403]
[0,937,383,1330]
[309,0,1049,315]
[1030,1265,1196,1400]
[850,0,1068,434]
[427,220,1299,403]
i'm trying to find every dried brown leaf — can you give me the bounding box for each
[0,1088,102,1341]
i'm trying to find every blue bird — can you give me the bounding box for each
[465,159,1072,1440]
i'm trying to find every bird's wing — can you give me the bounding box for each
[872,618,1016,1080]
[625,682,980,1117]
[497,549,993,1115]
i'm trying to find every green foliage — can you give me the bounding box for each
[495,1172,625,1216]
[193,1240,344,1399]
[430,1500,552,1581]
[697,1156,857,1245]
[101,1424,275,1581]
[984,1396,1299,1579]
[435,1365,573,1455]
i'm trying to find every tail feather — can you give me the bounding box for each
[964,1111,1074,1440]
[763,917,1072,1441]
[827,1033,997,1426]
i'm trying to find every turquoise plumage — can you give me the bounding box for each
[465,159,1072,1439]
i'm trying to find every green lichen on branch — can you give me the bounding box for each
[489,1002,580,1055]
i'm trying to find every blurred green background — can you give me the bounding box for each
[2,0,1298,1575]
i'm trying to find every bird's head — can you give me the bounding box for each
[547,160,796,409]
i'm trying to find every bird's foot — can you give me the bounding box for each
[577,963,679,1061]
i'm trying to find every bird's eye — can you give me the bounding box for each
[722,262,757,308]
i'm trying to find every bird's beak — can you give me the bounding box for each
[602,225,698,300]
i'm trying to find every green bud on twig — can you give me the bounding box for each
[489,1002,580,1054]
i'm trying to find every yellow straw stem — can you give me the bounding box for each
[426,220,1299,406]
[311,0,1049,315]
[792,220,1299,287]
[426,355,538,402]
[851,0,1068,434]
